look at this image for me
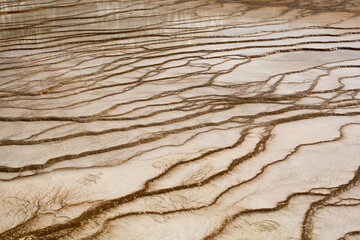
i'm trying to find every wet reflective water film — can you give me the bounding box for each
[0,1,360,239]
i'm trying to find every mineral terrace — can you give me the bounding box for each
[0,0,360,240]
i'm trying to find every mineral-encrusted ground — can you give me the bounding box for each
[0,1,360,239]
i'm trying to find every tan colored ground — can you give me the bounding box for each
[0,0,360,239]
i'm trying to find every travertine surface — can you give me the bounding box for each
[0,1,360,240]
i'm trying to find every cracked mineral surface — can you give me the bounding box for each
[0,0,360,240]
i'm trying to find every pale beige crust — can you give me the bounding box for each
[0,1,360,240]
